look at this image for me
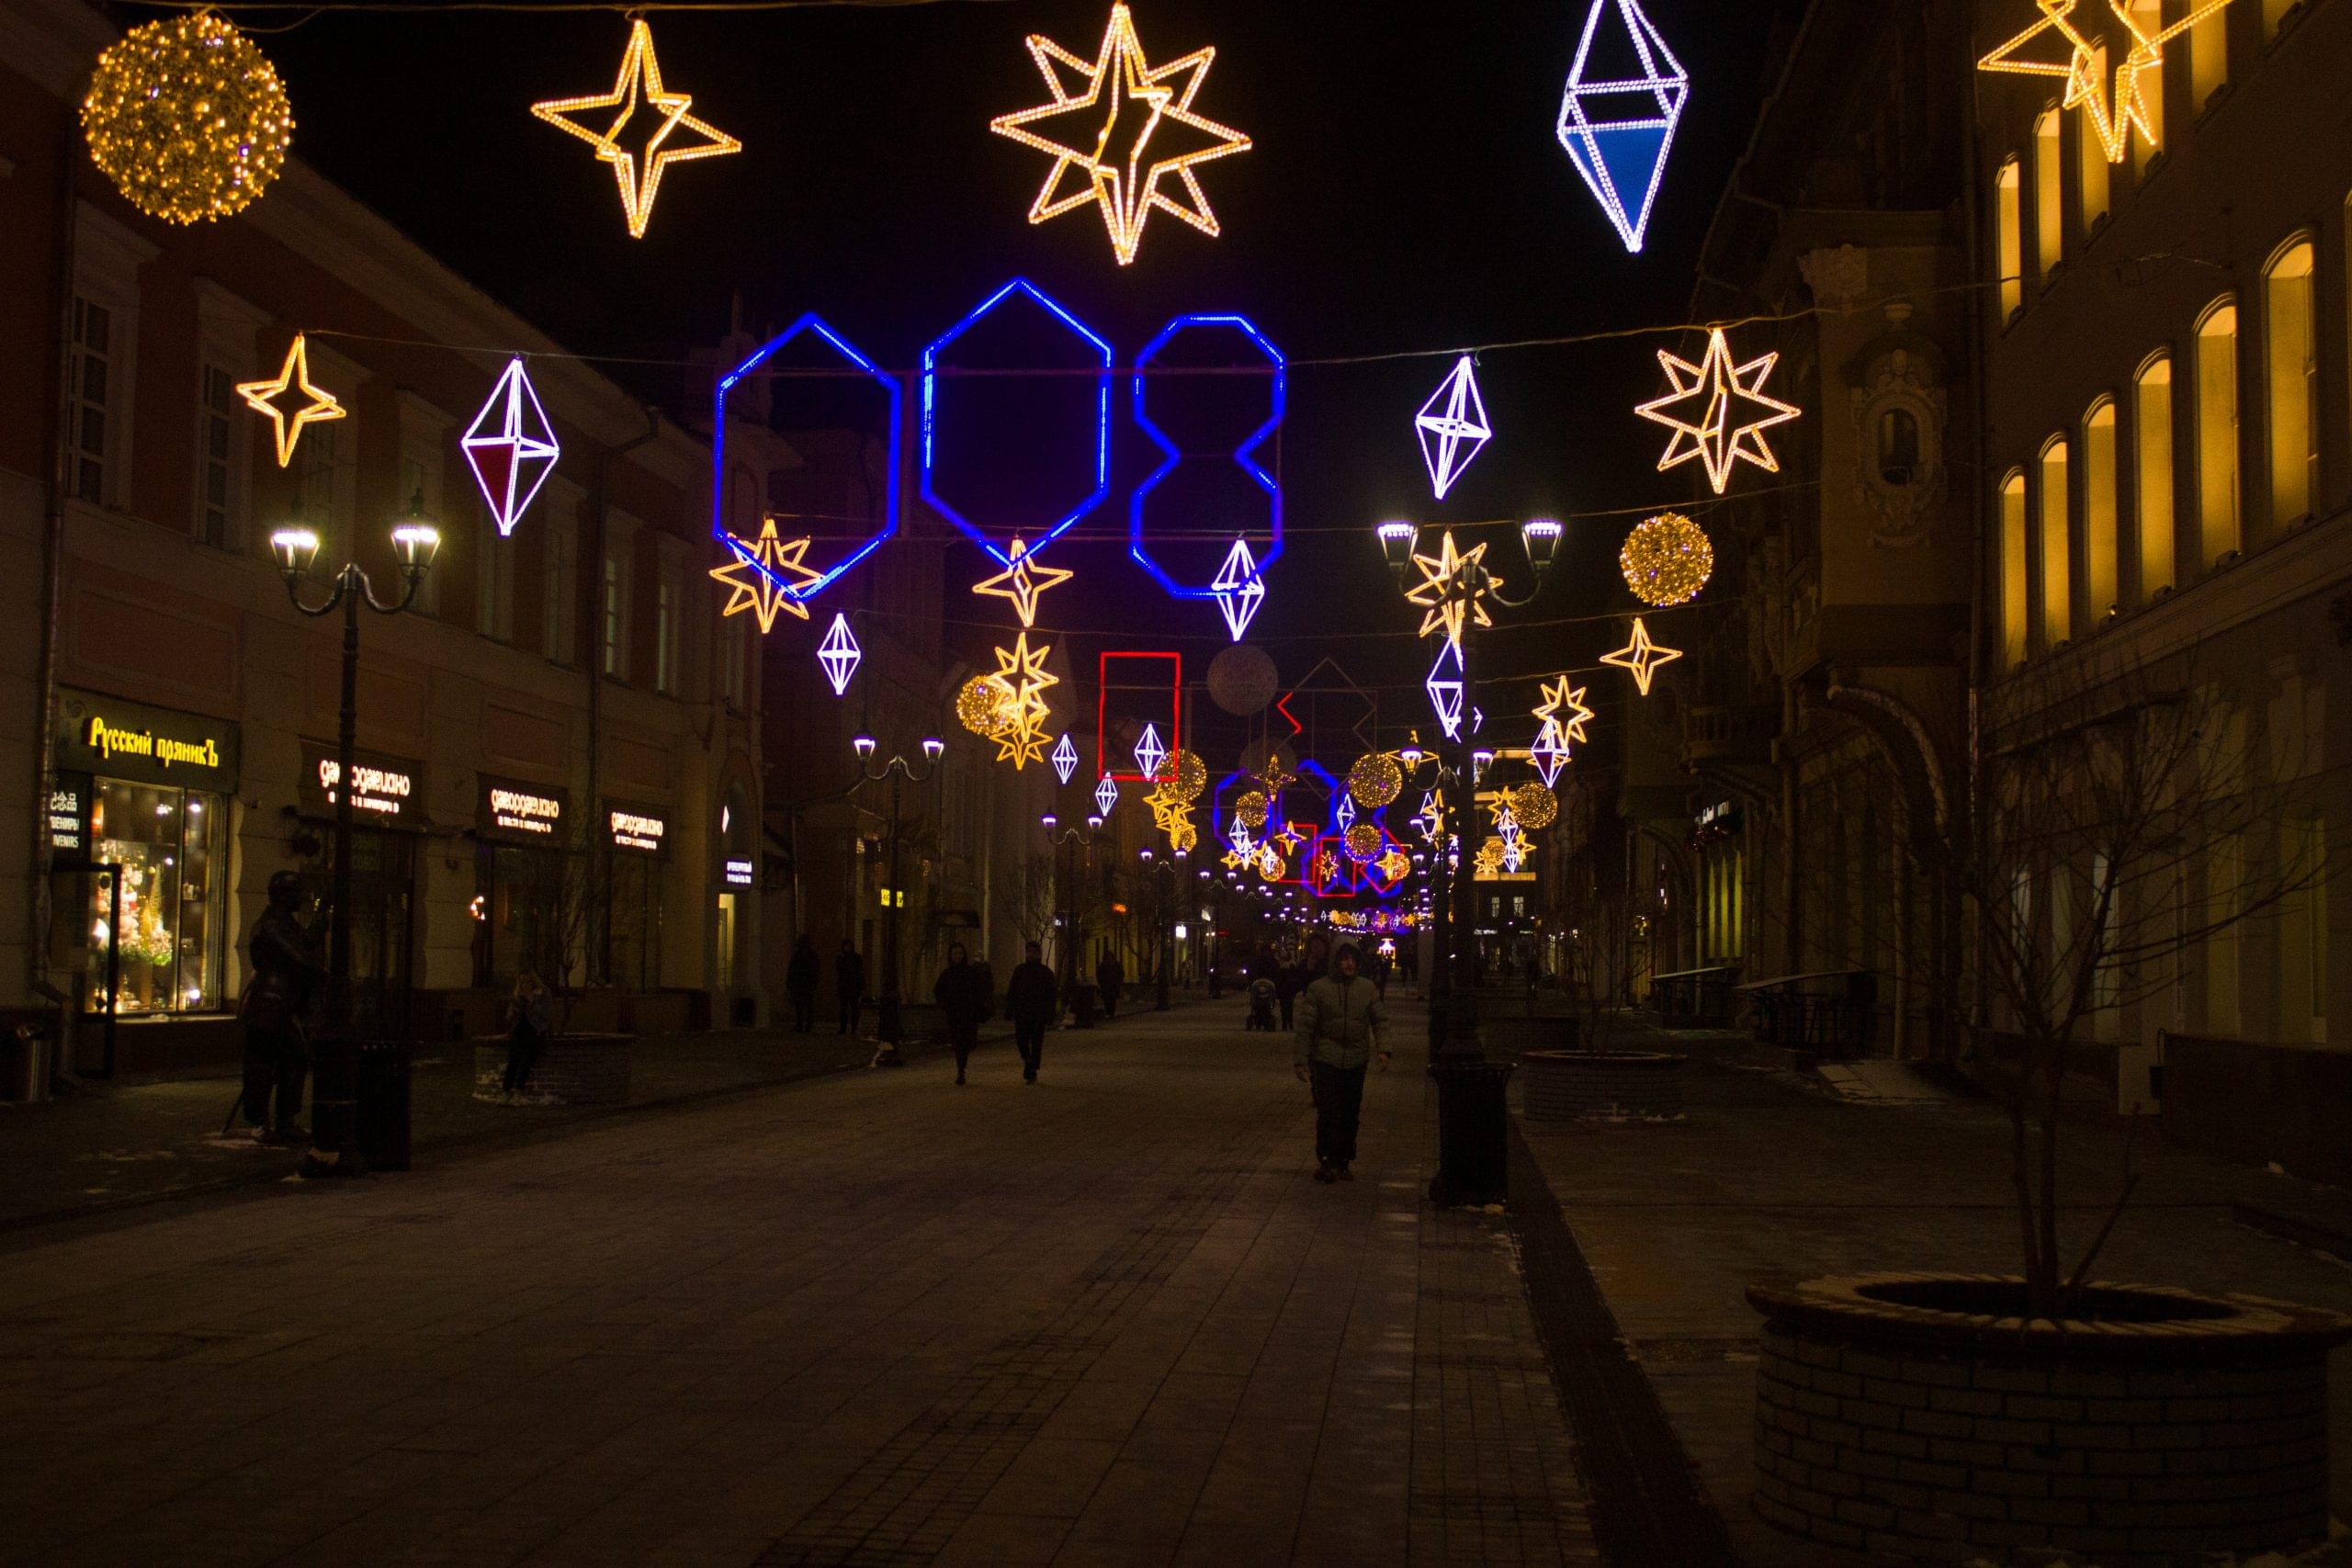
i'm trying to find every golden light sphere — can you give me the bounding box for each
[1475,838,1507,874]
[1234,790,1269,829]
[1158,749,1208,801]
[956,673,1021,738]
[1346,751,1404,808]
[1344,823,1382,862]
[83,14,293,225]
[1508,784,1558,831]
[1257,847,1284,882]
[1169,820,1198,854]
[1377,850,1411,882]
[1619,513,1714,607]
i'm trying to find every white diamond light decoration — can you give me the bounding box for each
[1555,0,1689,254]
[1335,794,1357,832]
[1530,718,1570,788]
[817,613,860,696]
[463,357,561,536]
[1426,640,1465,739]
[1052,732,1080,785]
[1133,723,1167,782]
[1209,536,1267,641]
[1415,355,1491,502]
[1094,774,1120,817]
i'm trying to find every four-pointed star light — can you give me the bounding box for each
[531,19,741,240]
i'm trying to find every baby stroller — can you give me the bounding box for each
[1246,978,1280,1032]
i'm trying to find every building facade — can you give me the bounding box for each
[0,0,767,1075]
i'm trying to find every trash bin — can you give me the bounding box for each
[354,1037,412,1172]
[1427,1059,1514,1207]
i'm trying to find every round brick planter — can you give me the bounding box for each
[1519,1049,1685,1122]
[1747,1271,2352,1565]
[472,1033,633,1107]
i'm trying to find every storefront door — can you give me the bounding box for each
[302,829,416,1040]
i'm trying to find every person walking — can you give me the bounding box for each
[786,935,819,1033]
[503,971,552,1100]
[1005,940,1057,1084]
[1294,943,1390,1183]
[1095,951,1125,1021]
[835,938,865,1036]
[934,942,990,1085]
[1281,933,1329,1032]
[236,870,322,1145]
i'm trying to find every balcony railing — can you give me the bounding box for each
[1681,704,1778,767]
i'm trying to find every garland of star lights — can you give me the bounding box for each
[238,334,345,468]
[987,633,1058,770]
[83,12,293,225]
[1601,616,1683,696]
[989,3,1252,266]
[1415,357,1492,502]
[464,359,562,536]
[531,19,741,239]
[1636,327,1802,495]
[1979,0,2236,164]
[1555,0,1688,254]
[1620,512,1713,605]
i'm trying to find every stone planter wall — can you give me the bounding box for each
[1520,1050,1684,1121]
[1747,1272,2352,1565]
[472,1034,632,1106]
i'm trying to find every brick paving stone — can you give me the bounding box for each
[0,1000,1597,1566]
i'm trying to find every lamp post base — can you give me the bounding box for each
[1427,1060,1514,1208]
[300,1031,367,1179]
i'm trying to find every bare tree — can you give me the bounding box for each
[1959,649,2332,1314]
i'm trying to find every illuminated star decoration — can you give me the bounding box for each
[1529,723,1570,789]
[818,614,861,697]
[1636,327,1803,496]
[1426,640,1466,739]
[1415,789,1446,844]
[237,333,344,468]
[1415,356,1492,502]
[463,358,561,536]
[1555,0,1688,253]
[988,2,1252,266]
[711,519,824,634]
[1095,774,1120,817]
[1979,0,2233,164]
[1600,617,1684,696]
[973,536,1073,628]
[989,633,1059,769]
[1533,676,1596,747]
[1052,732,1080,785]
[1210,537,1267,641]
[531,18,741,240]
[1405,531,1498,650]
[1133,723,1168,782]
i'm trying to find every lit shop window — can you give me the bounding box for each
[84,780,225,1014]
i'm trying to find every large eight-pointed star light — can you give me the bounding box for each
[532,19,741,239]
[237,333,345,468]
[1979,0,2235,164]
[1634,327,1803,495]
[712,519,824,634]
[1405,531,1498,650]
[1533,676,1596,746]
[989,3,1251,266]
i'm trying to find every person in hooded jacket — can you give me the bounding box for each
[933,942,991,1085]
[1004,940,1058,1083]
[1293,942,1390,1182]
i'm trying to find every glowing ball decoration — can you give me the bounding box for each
[956,674,1022,739]
[82,14,293,225]
[1508,784,1559,832]
[1159,749,1209,802]
[1344,823,1383,862]
[1235,790,1269,830]
[1620,513,1713,606]
[1346,751,1404,809]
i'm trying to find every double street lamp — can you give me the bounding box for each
[1039,812,1102,978]
[1375,517,1559,1205]
[853,732,943,1066]
[1137,846,1188,1010]
[268,494,441,1177]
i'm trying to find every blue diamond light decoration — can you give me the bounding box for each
[1555,0,1689,254]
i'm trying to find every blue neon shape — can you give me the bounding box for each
[1129,313,1286,602]
[921,278,1113,570]
[1555,0,1689,254]
[710,313,901,604]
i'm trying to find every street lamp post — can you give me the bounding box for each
[853,732,943,1066]
[1376,518,1559,1205]
[268,495,441,1178]
[1398,739,1453,1065]
[1140,847,1187,1010]
[1041,811,1102,993]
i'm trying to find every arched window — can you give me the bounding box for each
[2128,0,2165,174]
[1878,408,1921,485]
[2134,354,2177,599]
[2034,109,2064,278]
[2000,469,2030,667]
[2196,299,2241,567]
[2083,399,2119,622]
[2079,50,2111,232]
[2190,0,2227,107]
[1996,158,2023,318]
[2264,238,2317,528]
[2040,437,2073,647]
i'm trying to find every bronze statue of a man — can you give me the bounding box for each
[238,870,321,1145]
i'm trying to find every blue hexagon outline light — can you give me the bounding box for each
[710,313,902,604]
[1129,312,1285,615]
[922,278,1113,570]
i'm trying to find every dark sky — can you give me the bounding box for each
[261,0,1798,768]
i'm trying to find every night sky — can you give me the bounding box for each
[255,0,1800,766]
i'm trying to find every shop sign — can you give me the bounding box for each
[723,857,754,887]
[47,770,91,863]
[605,802,670,855]
[299,742,423,822]
[54,688,239,791]
[477,774,568,842]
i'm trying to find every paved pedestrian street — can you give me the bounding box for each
[0,1005,1597,1568]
